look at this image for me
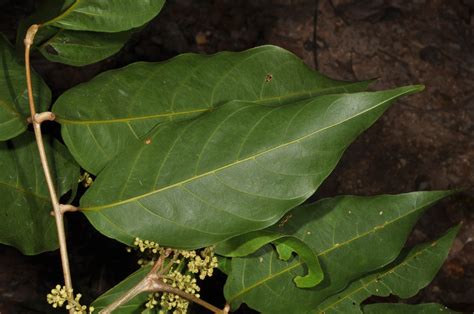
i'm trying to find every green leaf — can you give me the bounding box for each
[91,266,150,313]
[38,29,133,66]
[216,230,323,288]
[363,303,459,314]
[80,86,421,250]
[17,0,164,66]
[316,226,459,314]
[0,132,79,254]
[43,0,166,33]
[0,35,51,141]
[222,191,452,313]
[53,45,373,174]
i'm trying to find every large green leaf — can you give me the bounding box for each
[0,35,51,141]
[316,226,458,314]
[222,191,451,313]
[80,86,421,250]
[53,45,372,174]
[42,0,165,32]
[91,266,150,313]
[17,0,164,66]
[0,132,79,254]
[363,303,459,314]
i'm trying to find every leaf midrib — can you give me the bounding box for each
[83,92,401,211]
[56,108,210,125]
[54,82,366,125]
[226,197,440,303]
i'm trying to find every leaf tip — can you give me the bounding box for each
[412,84,425,92]
[399,84,425,95]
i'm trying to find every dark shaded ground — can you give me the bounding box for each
[0,0,473,313]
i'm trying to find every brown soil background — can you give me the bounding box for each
[0,0,473,313]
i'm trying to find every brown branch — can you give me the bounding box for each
[24,24,75,314]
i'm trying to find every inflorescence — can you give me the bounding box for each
[129,237,219,313]
[46,285,94,313]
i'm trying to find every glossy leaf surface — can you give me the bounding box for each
[92,266,150,313]
[0,133,79,254]
[0,35,50,141]
[223,191,451,313]
[43,0,165,32]
[317,226,458,314]
[53,46,372,173]
[363,303,459,314]
[81,86,421,250]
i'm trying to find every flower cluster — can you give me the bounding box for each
[186,247,219,280]
[46,285,94,313]
[145,270,201,313]
[78,172,94,187]
[130,238,220,313]
[47,285,68,308]
[127,237,167,266]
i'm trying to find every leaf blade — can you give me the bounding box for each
[53,46,374,173]
[44,0,165,32]
[222,191,452,313]
[0,133,79,254]
[363,303,460,314]
[317,226,459,314]
[81,86,421,251]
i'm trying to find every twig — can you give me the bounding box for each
[24,24,75,313]
[157,282,224,313]
[99,252,169,314]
